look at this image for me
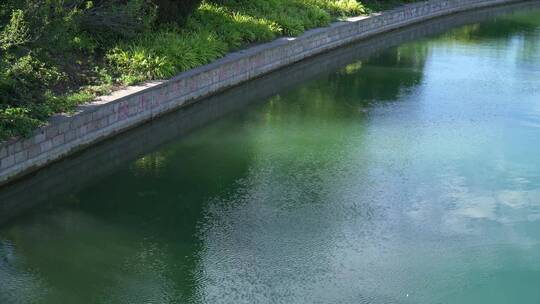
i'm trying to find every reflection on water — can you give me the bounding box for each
[2,2,540,304]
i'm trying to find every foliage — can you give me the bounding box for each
[77,0,157,44]
[0,0,155,139]
[106,0,363,83]
[0,9,30,50]
[152,0,202,25]
[0,0,416,140]
[360,0,418,12]
[107,30,228,84]
[0,107,41,138]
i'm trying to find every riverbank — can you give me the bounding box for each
[0,0,380,140]
[2,3,540,301]
[0,0,524,186]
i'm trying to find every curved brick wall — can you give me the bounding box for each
[0,0,524,186]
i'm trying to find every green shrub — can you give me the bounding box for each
[0,107,41,138]
[214,0,331,36]
[78,0,157,43]
[0,55,65,108]
[107,30,228,84]
[305,0,365,16]
[152,0,202,25]
[361,0,418,12]
[0,9,30,50]
[0,0,416,140]
[187,2,281,48]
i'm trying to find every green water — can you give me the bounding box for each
[2,3,540,303]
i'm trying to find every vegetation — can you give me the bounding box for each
[0,0,414,140]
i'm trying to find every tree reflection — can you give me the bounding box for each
[259,42,429,123]
[435,9,540,62]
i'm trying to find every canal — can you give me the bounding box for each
[1,2,540,303]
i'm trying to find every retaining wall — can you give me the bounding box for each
[0,0,523,185]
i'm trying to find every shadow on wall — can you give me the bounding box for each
[1,0,539,226]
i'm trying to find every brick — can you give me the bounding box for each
[13,142,22,153]
[28,144,41,158]
[14,150,27,164]
[87,121,98,132]
[65,130,76,142]
[77,125,88,137]
[34,132,46,144]
[70,116,83,129]
[58,122,70,133]
[106,104,115,116]
[101,106,111,117]
[91,110,101,121]
[1,155,15,169]
[108,113,118,125]
[128,104,138,116]
[52,134,65,146]
[83,113,93,124]
[40,140,52,152]
[22,139,33,149]
[46,126,59,139]
[99,117,109,128]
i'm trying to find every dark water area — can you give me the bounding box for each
[1,2,540,303]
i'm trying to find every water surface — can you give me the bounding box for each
[2,3,540,303]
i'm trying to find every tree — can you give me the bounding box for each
[152,0,202,25]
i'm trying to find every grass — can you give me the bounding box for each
[0,0,416,140]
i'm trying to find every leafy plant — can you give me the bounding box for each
[0,0,419,140]
[152,0,202,25]
[0,9,30,50]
